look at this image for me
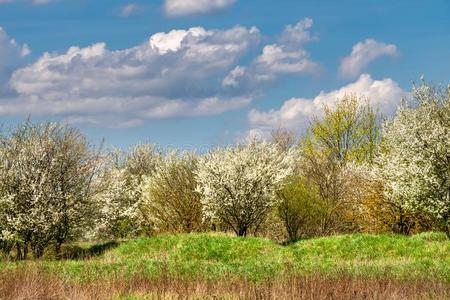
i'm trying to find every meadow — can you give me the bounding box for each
[0,86,449,299]
[0,232,449,299]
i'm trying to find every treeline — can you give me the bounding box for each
[0,82,449,259]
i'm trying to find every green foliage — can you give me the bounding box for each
[140,151,204,234]
[303,95,381,165]
[299,96,382,234]
[276,177,323,241]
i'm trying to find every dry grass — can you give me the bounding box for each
[1,233,449,299]
[0,267,449,300]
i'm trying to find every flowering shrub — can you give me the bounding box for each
[196,141,295,236]
[92,144,160,239]
[0,122,98,257]
[378,83,450,237]
[92,168,146,239]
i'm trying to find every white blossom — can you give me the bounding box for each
[378,83,450,235]
[196,140,296,236]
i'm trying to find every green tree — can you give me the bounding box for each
[141,151,203,233]
[276,176,322,242]
[300,95,382,234]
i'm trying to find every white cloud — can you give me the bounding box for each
[5,25,260,126]
[222,65,246,87]
[149,27,208,54]
[279,18,317,46]
[119,3,140,17]
[255,18,321,78]
[0,27,30,94]
[165,0,236,17]
[339,39,399,78]
[248,74,406,136]
[223,18,321,88]
[254,44,319,78]
[0,19,324,129]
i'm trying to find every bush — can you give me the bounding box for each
[92,167,148,239]
[92,144,160,239]
[345,166,437,235]
[196,141,295,237]
[0,121,99,258]
[276,177,323,242]
[141,151,204,233]
[377,82,450,238]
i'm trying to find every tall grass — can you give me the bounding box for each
[0,267,448,299]
[0,232,449,299]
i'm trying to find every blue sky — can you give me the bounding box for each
[0,0,449,149]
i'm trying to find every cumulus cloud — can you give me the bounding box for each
[279,18,317,46]
[0,27,30,95]
[248,74,406,136]
[0,19,324,128]
[254,44,319,78]
[223,18,320,88]
[5,25,259,126]
[339,39,399,78]
[165,0,236,17]
[119,3,140,17]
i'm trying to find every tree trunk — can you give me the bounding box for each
[23,242,28,260]
[55,241,62,256]
[238,227,247,237]
[15,243,22,260]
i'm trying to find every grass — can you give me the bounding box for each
[0,232,449,299]
[41,232,450,282]
[1,269,449,300]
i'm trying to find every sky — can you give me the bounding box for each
[0,0,449,149]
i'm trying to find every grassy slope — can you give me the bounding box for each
[2,232,449,283]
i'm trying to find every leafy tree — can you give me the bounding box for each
[276,176,322,242]
[196,141,295,236]
[141,151,203,233]
[304,95,381,165]
[300,95,382,234]
[378,83,450,237]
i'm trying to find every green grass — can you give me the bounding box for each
[1,232,449,283]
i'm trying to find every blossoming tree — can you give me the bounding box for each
[196,140,295,236]
[0,122,99,258]
[378,83,450,237]
[93,144,160,239]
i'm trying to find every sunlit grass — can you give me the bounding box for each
[1,232,449,283]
